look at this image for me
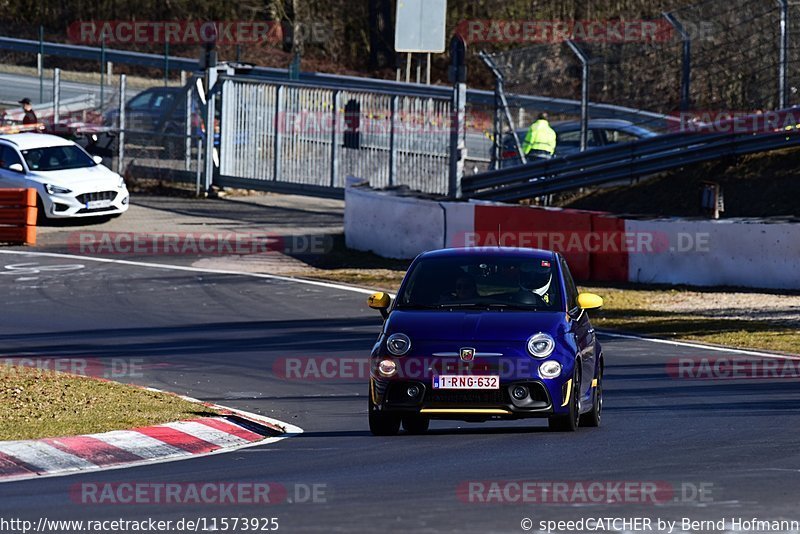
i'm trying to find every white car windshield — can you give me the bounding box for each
[21,145,95,171]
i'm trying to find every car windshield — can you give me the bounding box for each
[397,255,563,311]
[21,145,96,171]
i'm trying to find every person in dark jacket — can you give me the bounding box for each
[19,98,37,125]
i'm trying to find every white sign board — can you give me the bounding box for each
[394,0,447,53]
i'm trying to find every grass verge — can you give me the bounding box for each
[0,365,217,441]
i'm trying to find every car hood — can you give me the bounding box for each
[28,165,121,188]
[385,310,567,342]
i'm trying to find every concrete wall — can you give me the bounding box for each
[345,186,800,290]
[344,188,445,259]
[626,218,800,290]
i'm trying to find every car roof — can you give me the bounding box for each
[0,133,74,150]
[515,118,652,134]
[418,247,556,261]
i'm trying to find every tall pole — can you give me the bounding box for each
[664,12,692,112]
[778,0,788,109]
[566,40,589,152]
[100,38,106,108]
[52,68,61,124]
[118,75,126,175]
[38,26,44,103]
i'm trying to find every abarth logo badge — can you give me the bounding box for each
[460,347,475,362]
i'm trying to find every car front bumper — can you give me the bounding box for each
[42,188,129,218]
[370,375,577,420]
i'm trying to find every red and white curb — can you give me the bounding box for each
[0,405,303,483]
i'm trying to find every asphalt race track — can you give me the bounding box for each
[1,252,799,533]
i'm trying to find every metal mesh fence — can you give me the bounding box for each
[481,0,800,157]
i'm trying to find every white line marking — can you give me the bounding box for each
[0,250,377,295]
[598,331,799,360]
[161,420,250,448]
[89,430,187,460]
[0,441,96,472]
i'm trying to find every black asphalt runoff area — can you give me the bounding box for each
[1,252,799,533]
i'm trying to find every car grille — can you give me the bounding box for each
[76,191,117,204]
[425,389,507,405]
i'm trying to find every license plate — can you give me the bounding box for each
[86,199,112,209]
[433,375,499,390]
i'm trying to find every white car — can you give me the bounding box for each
[0,133,129,219]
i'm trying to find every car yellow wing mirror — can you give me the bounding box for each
[367,292,392,319]
[577,292,604,310]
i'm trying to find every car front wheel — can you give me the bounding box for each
[548,368,580,432]
[369,390,400,436]
[402,415,430,434]
[580,361,603,428]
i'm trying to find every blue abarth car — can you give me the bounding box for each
[367,247,604,435]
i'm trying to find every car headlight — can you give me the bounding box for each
[45,184,72,195]
[539,360,562,379]
[527,333,555,358]
[117,176,126,189]
[378,359,397,377]
[386,333,411,356]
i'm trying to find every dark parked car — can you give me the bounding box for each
[499,119,658,167]
[104,87,213,157]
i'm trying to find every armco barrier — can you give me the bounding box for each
[0,189,37,245]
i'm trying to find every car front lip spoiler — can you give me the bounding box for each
[419,408,513,415]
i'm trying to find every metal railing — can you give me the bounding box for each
[462,115,800,202]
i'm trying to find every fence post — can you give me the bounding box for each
[448,35,467,198]
[330,90,340,188]
[38,26,44,103]
[778,0,789,109]
[203,68,218,193]
[118,74,126,176]
[389,95,398,187]
[566,40,589,152]
[273,85,284,182]
[185,82,192,171]
[52,68,60,124]
[664,12,692,112]
[100,39,105,109]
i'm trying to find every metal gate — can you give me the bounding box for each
[218,78,452,196]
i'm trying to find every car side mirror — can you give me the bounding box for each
[8,163,24,173]
[367,292,391,319]
[577,292,603,310]
[92,155,103,164]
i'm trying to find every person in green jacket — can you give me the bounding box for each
[522,112,557,160]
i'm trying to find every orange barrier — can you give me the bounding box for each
[0,189,37,245]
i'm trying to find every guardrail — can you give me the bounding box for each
[0,36,678,129]
[0,188,37,245]
[462,118,800,201]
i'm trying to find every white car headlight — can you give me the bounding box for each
[378,359,397,377]
[45,184,72,195]
[527,333,555,358]
[386,333,411,356]
[539,360,562,379]
[117,176,126,189]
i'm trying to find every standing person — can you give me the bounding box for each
[522,112,557,160]
[19,98,38,125]
[19,98,39,124]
